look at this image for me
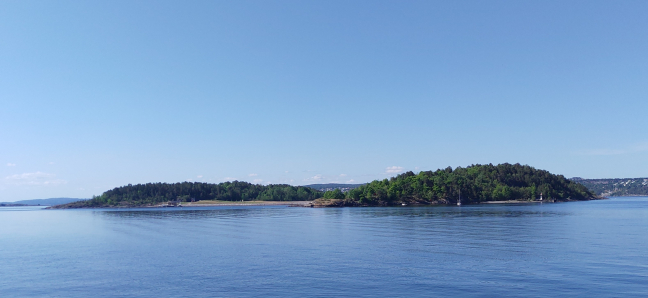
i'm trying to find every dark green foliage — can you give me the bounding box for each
[345,163,596,206]
[63,181,322,208]
[323,189,345,200]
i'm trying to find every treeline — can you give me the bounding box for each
[572,177,648,196]
[59,181,321,208]
[319,163,597,206]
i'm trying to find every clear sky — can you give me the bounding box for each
[1,0,647,201]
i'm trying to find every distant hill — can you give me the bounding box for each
[304,183,365,192]
[0,197,86,206]
[572,177,648,196]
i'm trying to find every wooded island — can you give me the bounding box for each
[315,163,599,206]
[52,163,600,208]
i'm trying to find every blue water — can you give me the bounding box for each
[1,197,647,297]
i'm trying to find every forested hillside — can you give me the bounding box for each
[56,181,321,208]
[572,178,648,196]
[317,163,598,206]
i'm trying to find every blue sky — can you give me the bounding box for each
[1,0,647,201]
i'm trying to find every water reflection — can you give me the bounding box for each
[96,206,293,220]
[0,206,47,212]
[94,205,570,222]
[322,205,570,219]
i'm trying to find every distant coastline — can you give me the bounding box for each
[1,198,86,207]
[571,177,648,197]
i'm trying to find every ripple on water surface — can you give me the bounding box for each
[1,198,647,297]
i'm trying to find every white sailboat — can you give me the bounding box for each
[457,189,462,206]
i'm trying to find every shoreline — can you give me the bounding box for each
[176,200,313,207]
[480,200,544,204]
[46,200,314,209]
[48,197,607,209]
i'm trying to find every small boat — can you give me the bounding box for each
[402,203,407,206]
[457,189,462,206]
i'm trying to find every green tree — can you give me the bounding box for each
[323,189,345,200]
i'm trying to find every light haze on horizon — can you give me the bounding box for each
[1,0,647,201]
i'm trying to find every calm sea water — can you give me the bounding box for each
[1,197,647,297]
